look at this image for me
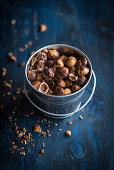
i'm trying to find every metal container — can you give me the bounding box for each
[24,44,96,119]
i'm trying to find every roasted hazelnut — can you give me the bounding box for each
[37,60,44,71]
[31,58,38,70]
[43,67,55,78]
[71,84,81,93]
[46,59,54,67]
[39,82,49,94]
[48,50,60,60]
[69,66,76,75]
[77,65,89,76]
[32,80,41,89]
[76,76,87,86]
[56,79,65,87]
[54,59,64,68]
[56,67,69,79]
[54,86,64,96]
[66,56,77,67]
[69,73,78,81]
[28,70,36,82]
[43,79,54,89]
[78,57,88,66]
[36,52,47,63]
[37,73,44,81]
[64,88,71,95]
[59,55,68,64]
[65,79,73,87]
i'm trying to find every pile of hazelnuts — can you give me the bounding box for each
[27,48,90,96]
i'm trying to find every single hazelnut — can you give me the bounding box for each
[56,79,65,87]
[78,57,88,66]
[56,67,69,79]
[69,66,76,75]
[69,73,78,81]
[32,80,41,89]
[36,52,47,63]
[28,70,37,82]
[31,58,38,70]
[54,59,64,68]
[48,50,60,60]
[76,76,87,86]
[37,60,44,71]
[39,82,49,94]
[65,79,73,87]
[64,88,71,95]
[43,67,55,78]
[77,65,89,76]
[43,79,54,89]
[54,86,64,96]
[37,73,44,81]
[59,55,68,63]
[71,84,81,93]
[66,56,77,67]
[46,59,54,67]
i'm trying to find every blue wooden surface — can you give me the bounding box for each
[0,0,114,170]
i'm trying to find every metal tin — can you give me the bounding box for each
[25,44,96,119]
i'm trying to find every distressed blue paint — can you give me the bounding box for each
[0,0,114,170]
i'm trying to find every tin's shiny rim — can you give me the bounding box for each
[25,44,92,98]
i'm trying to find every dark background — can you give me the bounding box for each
[0,0,114,170]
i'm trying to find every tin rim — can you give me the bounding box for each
[25,44,92,98]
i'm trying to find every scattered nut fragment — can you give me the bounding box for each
[39,82,49,94]
[18,61,25,67]
[66,56,77,67]
[71,84,81,93]
[19,151,26,156]
[3,81,11,88]
[79,116,83,120]
[59,129,61,131]
[8,52,13,57]
[16,88,20,94]
[66,130,71,136]
[1,67,7,76]
[9,55,17,62]
[21,139,27,145]
[11,20,16,25]
[48,50,60,60]
[64,88,71,95]
[54,123,58,126]
[34,125,42,133]
[68,122,72,125]
[40,24,47,32]
[69,73,78,81]
[24,44,29,49]
[54,86,64,95]
[32,80,41,89]
[56,79,65,87]
[43,143,45,147]
[56,67,69,79]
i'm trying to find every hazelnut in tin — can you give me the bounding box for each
[66,56,77,67]
[56,79,65,87]
[71,84,81,93]
[69,73,78,81]
[56,67,69,79]
[77,65,89,76]
[64,88,71,95]
[37,60,44,71]
[28,70,37,82]
[48,50,60,60]
[43,67,55,78]
[54,86,64,96]
[32,80,41,89]
[54,59,64,68]
[39,82,49,94]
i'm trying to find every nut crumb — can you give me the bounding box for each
[59,129,61,131]
[42,142,45,147]
[79,116,83,120]
[54,123,58,126]
[11,20,16,25]
[66,130,71,136]
[68,122,72,125]
[19,151,26,156]
[34,125,42,133]
[40,24,47,32]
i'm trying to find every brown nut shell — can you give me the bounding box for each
[32,80,41,89]
[54,59,64,68]
[36,52,47,63]
[66,56,77,67]
[37,60,44,71]
[43,79,54,89]
[71,84,81,93]
[43,67,55,78]
[56,67,69,79]
[46,59,54,67]
[48,50,60,60]
[65,79,73,87]
[28,70,37,82]
[64,88,71,95]
[69,73,78,81]
[54,86,64,96]
[56,79,65,87]
[77,65,89,76]
[76,76,87,86]
[39,82,49,94]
